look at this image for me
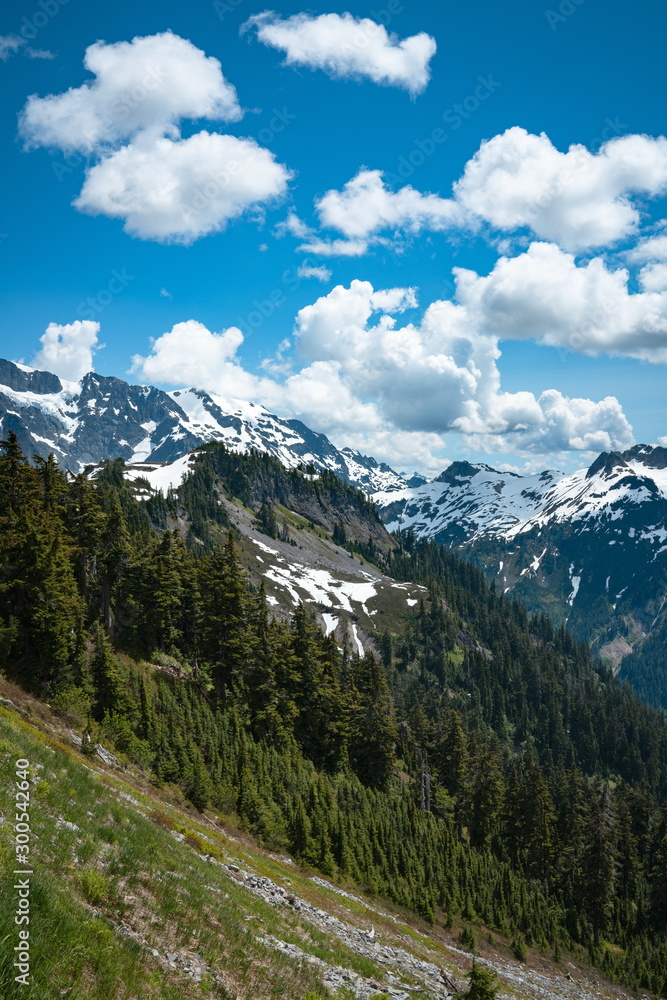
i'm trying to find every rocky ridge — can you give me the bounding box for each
[373,448,667,675]
[0,358,411,493]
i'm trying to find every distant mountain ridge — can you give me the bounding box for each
[0,358,412,493]
[375,446,667,543]
[373,447,667,684]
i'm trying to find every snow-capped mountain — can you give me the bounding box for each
[374,448,667,669]
[375,448,667,544]
[0,358,409,493]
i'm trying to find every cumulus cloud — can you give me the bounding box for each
[74,132,291,243]
[131,281,633,465]
[626,229,667,263]
[453,127,667,252]
[31,321,101,382]
[274,211,312,238]
[455,241,667,363]
[243,11,436,95]
[132,320,250,389]
[20,31,241,153]
[638,263,667,292]
[297,264,332,281]
[297,237,369,257]
[18,32,291,243]
[313,129,667,255]
[291,281,632,454]
[315,169,462,240]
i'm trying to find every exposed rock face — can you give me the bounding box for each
[0,359,408,492]
[372,447,667,678]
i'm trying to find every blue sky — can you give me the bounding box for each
[1,0,667,474]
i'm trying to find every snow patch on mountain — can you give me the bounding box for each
[567,565,581,606]
[374,448,667,544]
[0,358,408,493]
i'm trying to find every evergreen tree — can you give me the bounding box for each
[90,622,126,720]
[464,960,498,1000]
[580,784,617,945]
[198,534,248,702]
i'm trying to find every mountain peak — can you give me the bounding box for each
[622,443,667,470]
[435,460,491,483]
[0,358,410,493]
[0,357,63,395]
[585,451,630,479]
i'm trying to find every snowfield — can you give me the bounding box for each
[374,448,667,544]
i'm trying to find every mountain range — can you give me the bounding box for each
[3,356,667,703]
[373,450,667,682]
[0,358,414,493]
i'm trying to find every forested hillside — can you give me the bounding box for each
[2,432,667,997]
[619,619,667,715]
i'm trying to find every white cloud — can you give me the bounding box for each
[369,287,418,312]
[454,127,667,252]
[0,35,23,60]
[455,241,667,363]
[274,211,312,238]
[20,31,241,153]
[297,264,332,282]
[627,229,667,263]
[74,132,291,243]
[0,36,55,60]
[131,281,633,465]
[297,237,369,257]
[18,31,291,244]
[243,11,436,95]
[313,129,667,255]
[459,390,633,456]
[132,320,252,391]
[31,321,101,382]
[638,263,667,292]
[316,169,462,240]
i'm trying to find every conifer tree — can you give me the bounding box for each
[90,622,126,720]
[648,818,667,933]
[580,784,617,945]
[198,534,248,702]
[468,742,505,849]
[349,652,396,788]
[464,959,498,1000]
[99,491,131,633]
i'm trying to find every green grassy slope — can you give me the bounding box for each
[0,680,642,1000]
